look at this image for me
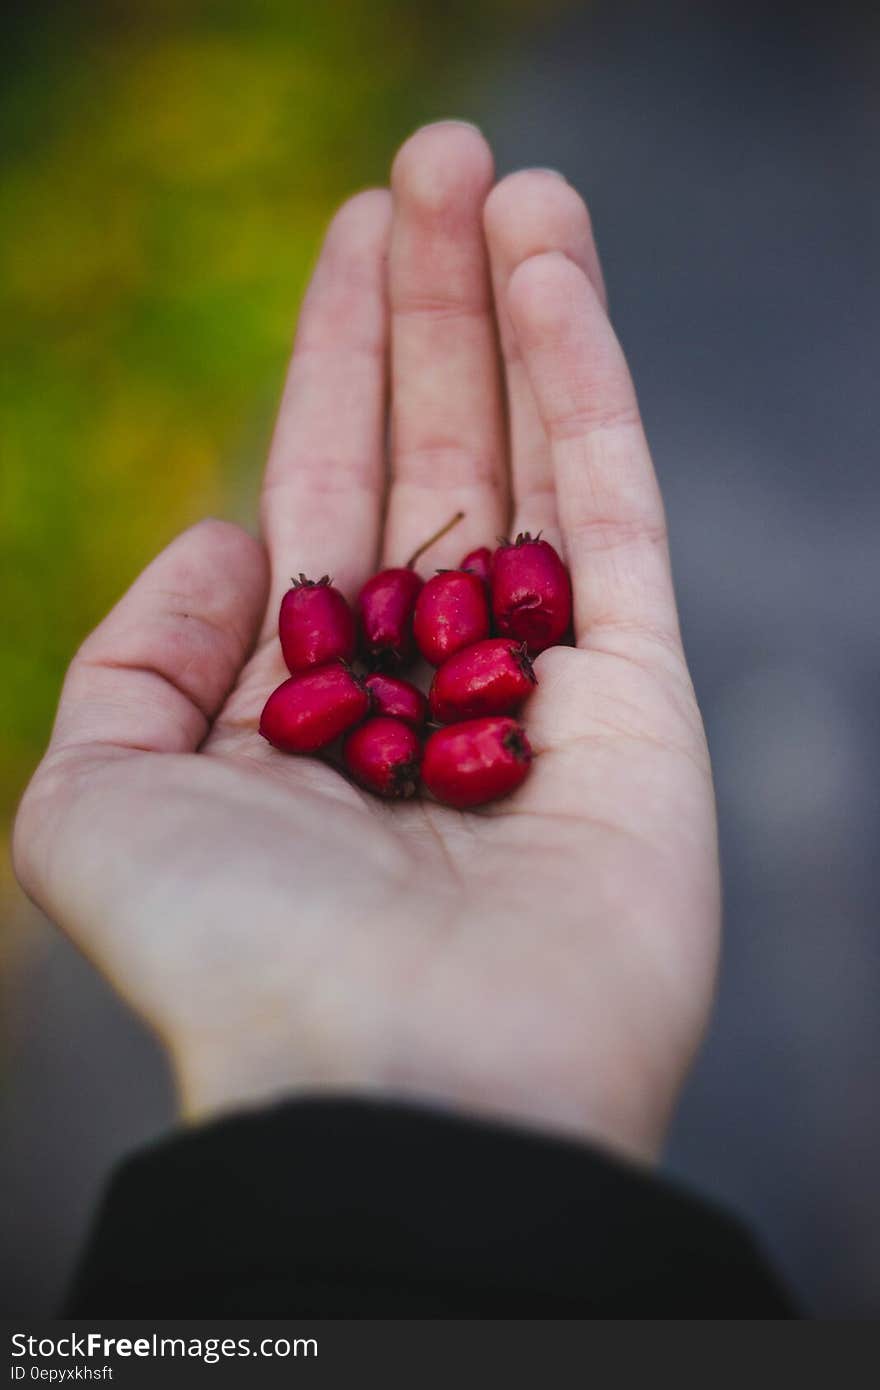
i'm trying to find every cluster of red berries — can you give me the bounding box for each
[259,514,572,809]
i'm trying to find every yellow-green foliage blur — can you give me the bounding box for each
[1,1,554,851]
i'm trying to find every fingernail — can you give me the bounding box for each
[531,167,568,180]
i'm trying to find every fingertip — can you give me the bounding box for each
[161,520,269,649]
[484,171,606,310]
[187,515,262,555]
[484,167,579,235]
[183,516,268,581]
[392,120,495,216]
[326,187,393,251]
[507,250,598,339]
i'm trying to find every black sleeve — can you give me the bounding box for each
[64,1097,795,1317]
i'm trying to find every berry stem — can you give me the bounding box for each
[406,510,465,569]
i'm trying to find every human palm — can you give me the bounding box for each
[13,125,719,1162]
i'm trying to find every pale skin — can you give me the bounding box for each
[13,123,720,1164]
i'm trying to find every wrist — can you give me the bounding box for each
[169,1015,668,1167]
[170,1020,380,1127]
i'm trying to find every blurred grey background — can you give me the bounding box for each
[2,0,878,1318]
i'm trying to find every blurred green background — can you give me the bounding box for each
[0,0,557,897]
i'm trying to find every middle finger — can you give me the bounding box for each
[382,122,508,569]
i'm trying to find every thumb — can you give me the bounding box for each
[51,518,266,756]
[13,519,267,894]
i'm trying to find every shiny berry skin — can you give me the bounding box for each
[355,512,467,669]
[422,716,532,809]
[492,532,572,654]
[429,638,536,724]
[343,716,422,799]
[357,568,424,669]
[259,664,370,753]
[413,570,490,666]
[279,575,355,674]
[459,546,493,586]
[364,673,428,729]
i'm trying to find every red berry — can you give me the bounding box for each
[343,716,422,799]
[364,672,428,729]
[422,716,532,809]
[259,663,369,753]
[492,532,572,654]
[413,570,490,666]
[279,574,355,674]
[357,567,423,669]
[459,546,494,586]
[356,511,466,669]
[429,638,536,724]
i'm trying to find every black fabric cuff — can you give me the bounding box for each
[65,1097,794,1317]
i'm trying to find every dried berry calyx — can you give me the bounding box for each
[510,641,537,683]
[290,573,333,588]
[390,758,421,799]
[497,530,543,548]
[503,725,531,760]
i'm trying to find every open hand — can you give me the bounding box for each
[13,124,719,1162]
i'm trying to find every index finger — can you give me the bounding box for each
[259,189,392,632]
